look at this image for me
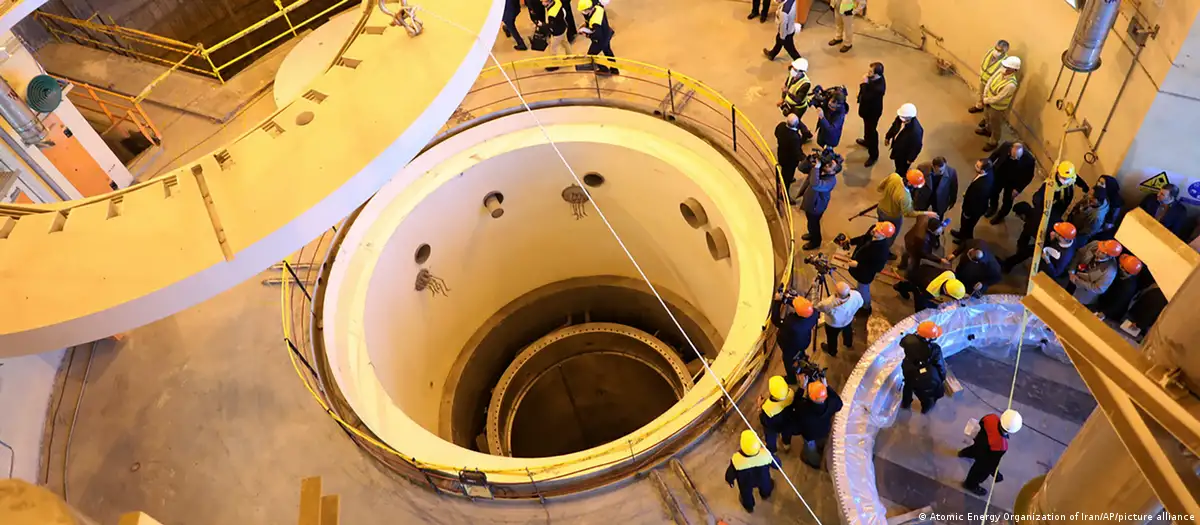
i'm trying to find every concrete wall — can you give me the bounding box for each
[363,141,740,433]
[865,0,1200,185]
[0,349,66,482]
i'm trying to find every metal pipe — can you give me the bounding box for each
[1063,0,1122,72]
[1091,43,1144,152]
[0,77,46,146]
[0,116,68,200]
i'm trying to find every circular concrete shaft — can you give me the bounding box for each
[488,323,693,457]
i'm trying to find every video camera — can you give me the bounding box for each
[809,84,848,112]
[803,252,836,275]
[798,145,844,175]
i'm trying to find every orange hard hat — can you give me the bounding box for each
[1098,240,1124,257]
[875,221,897,238]
[791,296,814,317]
[916,321,943,339]
[806,381,828,402]
[1052,222,1077,241]
[905,169,926,188]
[1119,254,1143,275]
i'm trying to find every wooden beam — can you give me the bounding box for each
[118,512,165,525]
[1114,209,1200,300]
[319,494,340,525]
[298,477,323,525]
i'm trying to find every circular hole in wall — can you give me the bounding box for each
[414,244,431,264]
[484,192,505,219]
[706,228,730,261]
[583,172,606,187]
[680,198,708,229]
[295,111,315,126]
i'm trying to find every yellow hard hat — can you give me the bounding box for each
[740,430,761,456]
[577,0,595,10]
[768,376,789,400]
[1056,161,1076,182]
[944,278,967,299]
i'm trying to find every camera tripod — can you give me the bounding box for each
[794,253,855,382]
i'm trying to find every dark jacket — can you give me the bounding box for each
[799,168,837,215]
[1028,177,1089,230]
[1127,284,1167,331]
[1040,234,1077,279]
[954,242,1002,292]
[524,0,546,23]
[913,164,959,216]
[1138,195,1189,238]
[504,0,522,18]
[885,116,923,164]
[900,334,947,392]
[725,456,772,502]
[1091,273,1140,321]
[903,215,943,269]
[545,0,567,35]
[816,103,848,148]
[791,388,843,442]
[857,76,886,119]
[772,299,818,359]
[775,122,804,169]
[1096,175,1124,233]
[988,142,1036,193]
[849,231,890,284]
[961,171,994,216]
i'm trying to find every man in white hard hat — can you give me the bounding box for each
[763,0,802,61]
[977,56,1021,152]
[969,40,1009,114]
[958,409,1021,496]
[777,58,814,141]
[884,103,923,175]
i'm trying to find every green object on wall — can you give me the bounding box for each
[25,75,62,113]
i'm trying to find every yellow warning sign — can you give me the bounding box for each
[1139,172,1170,193]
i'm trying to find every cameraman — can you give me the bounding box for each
[798,149,841,251]
[771,294,818,385]
[845,221,897,318]
[815,90,848,149]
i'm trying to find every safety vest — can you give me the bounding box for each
[925,270,957,298]
[979,49,1006,82]
[731,451,774,470]
[834,0,856,12]
[587,5,605,28]
[548,0,563,17]
[784,75,813,108]
[761,390,794,418]
[985,73,1018,111]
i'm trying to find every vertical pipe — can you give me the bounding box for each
[732,106,738,152]
[667,69,676,115]
[1062,0,1122,72]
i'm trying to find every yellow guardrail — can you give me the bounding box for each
[34,0,355,83]
[51,75,162,145]
[279,55,798,486]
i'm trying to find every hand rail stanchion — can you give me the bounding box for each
[592,56,602,99]
[667,69,676,116]
[732,105,738,152]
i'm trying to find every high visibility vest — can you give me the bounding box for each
[985,73,1018,111]
[548,0,563,17]
[925,270,957,298]
[587,5,605,28]
[833,0,856,12]
[785,75,813,108]
[761,390,794,418]
[980,49,1006,82]
[731,451,774,470]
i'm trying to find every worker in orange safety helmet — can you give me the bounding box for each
[1040,221,1078,284]
[845,221,897,318]
[1068,239,1123,305]
[770,294,818,384]
[725,430,774,513]
[875,170,940,251]
[900,321,948,413]
[1091,254,1143,322]
[959,409,1022,496]
[759,376,796,458]
[790,378,843,469]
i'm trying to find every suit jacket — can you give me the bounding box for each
[912,164,958,216]
[885,117,923,163]
[1138,196,1189,238]
[962,171,994,216]
[775,122,804,168]
[857,76,886,119]
[988,142,1036,193]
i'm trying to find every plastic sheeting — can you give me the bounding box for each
[830,295,1066,524]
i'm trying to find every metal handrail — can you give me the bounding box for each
[50,75,162,145]
[278,55,796,493]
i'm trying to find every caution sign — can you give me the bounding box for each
[1139,171,1170,193]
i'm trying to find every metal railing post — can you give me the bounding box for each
[732,105,738,152]
[593,56,602,99]
[276,0,299,38]
[284,260,313,302]
[667,69,676,115]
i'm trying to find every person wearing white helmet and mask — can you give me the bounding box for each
[977,55,1021,152]
[959,409,1022,496]
[777,58,814,141]
[763,0,803,62]
[969,40,1010,114]
[884,103,923,175]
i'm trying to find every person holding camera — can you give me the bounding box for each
[900,321,948,414]
[857,62,886,167]
[912,157,958,220]
[951,158,995,243]
[815,91,848,149]
[771,294,818,385]
[844,221,896,317]
[798,150,841,250]
[814,281,862,357]
[775,114,805,191]
[790,379,842,469]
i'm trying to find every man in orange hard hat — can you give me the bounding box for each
[845,221,896,318]
[771,293,818,384]
[876,170,940,252]
[1069,239,1123,305]
[900,321,948,413]
[1040,221,1078,283]
[1091,254,1143,322]
[790,378,842,469]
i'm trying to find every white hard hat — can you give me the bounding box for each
[1002,56,1022,70]
[791,58,809,71]
[897,103,917,118]
[1000,409,1023,433]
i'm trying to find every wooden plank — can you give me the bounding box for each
[319,494,340,525]
[298,477,322,525]
[944,368,963,397]
[118,512,166,525]
[886,505,933,525]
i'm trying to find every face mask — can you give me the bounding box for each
[1159,193,1171,204]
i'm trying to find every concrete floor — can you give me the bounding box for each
[40,1,1089,523]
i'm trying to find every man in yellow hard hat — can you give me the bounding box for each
[894,266,968,313]
[576,0,618,75]
[725,430,775,512]
[759,376,796,456]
